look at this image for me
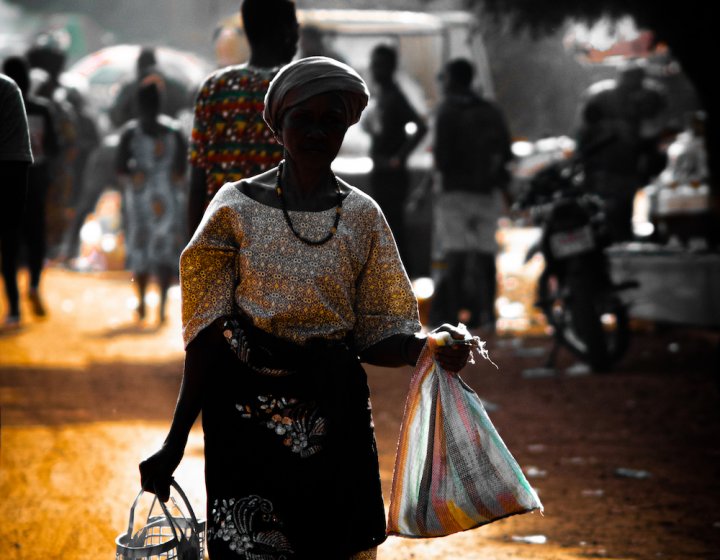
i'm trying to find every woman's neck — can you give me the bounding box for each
[279,160,338,210]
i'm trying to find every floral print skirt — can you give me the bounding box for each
[197,323,387,559]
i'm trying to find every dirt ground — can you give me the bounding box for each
[1,268,719,559]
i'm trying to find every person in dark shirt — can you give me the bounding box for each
[576,63,667,241]
[362,44,427,266]
[0,71,33,328]
[3,56,60,319]
[429,58,513,332]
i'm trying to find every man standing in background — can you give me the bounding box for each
[3,56,60,321]
[429,58,513,333]
[0,71,33,328]
[363,44,428,266]
[187,0,299,236]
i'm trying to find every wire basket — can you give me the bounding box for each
[116,479,206,560]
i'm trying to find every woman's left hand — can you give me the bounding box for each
[429,323,472,373]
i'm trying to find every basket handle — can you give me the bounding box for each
[155,490,183,545]
[125,478,198,542]
[168,478,201,529]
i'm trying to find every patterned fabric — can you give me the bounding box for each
[263,56,369,132]
[387,343,543,537]
[236,394,326,458]
[208,495,293,558]
[350,549,377,560]
[180,177,420,350]
[189,64,284,202]
[121,119,184,275]
[196,324,388,558]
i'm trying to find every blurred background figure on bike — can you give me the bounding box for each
[362,43,427,267]
[428,58,513,333]
[3,55,60,320]
[116,82,187,325]
[576,61,668,242]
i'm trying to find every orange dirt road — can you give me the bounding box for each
[1,268,719,559]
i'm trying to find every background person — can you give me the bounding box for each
[139,56,470,559]
[26,40,79,257]
[362,44,428,267]
[57,80,101,263]
[576,62,667,242]
[3,56,60,319]
[109,46,194,130]
[186,0,299,237]
[116,82,187,324]
[429,58,513,332]
[0,71,33,328]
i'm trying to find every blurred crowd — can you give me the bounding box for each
[0,1,703,334]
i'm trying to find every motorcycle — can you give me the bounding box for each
[514,154,638,372]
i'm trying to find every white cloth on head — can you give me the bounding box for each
[263,56,369,132]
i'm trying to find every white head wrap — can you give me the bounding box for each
[263,56,369,133]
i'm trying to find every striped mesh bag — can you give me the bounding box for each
[387,341,542,538]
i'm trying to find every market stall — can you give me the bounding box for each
[609,244,720,328]
[611,113,720,329]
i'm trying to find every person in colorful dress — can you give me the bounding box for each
[116,82,187,324]
[187,0,299,236]
[139,56,470,559]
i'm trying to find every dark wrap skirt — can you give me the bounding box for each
[192,316,386,559]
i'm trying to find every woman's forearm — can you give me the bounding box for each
[163,334,207,453]
[359,332,426,367]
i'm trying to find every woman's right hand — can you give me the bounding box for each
[139,444,184,502]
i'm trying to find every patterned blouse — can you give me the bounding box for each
[180,181,421,351]
[189,64,284,201]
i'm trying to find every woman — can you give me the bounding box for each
[139,57,470,559]
[116,82,187,324]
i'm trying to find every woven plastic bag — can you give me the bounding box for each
[387,338,543,538]
[116,479,205,560]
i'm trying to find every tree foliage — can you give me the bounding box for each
[465,0,719,198]
[474,0,711,47]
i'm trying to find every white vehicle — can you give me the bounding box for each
[215,9,494,183]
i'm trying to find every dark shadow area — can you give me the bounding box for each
[0,358,183,426]
[89,323,163,338]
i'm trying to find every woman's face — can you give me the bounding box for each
[278,92,349,169]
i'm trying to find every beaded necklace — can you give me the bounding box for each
[275,161,343,246]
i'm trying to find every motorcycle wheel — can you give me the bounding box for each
[539,274,631,372]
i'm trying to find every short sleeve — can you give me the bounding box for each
[180,188,242,347]
[353,206,421,351]
[0,77,33,163]
[189,77,211,170]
